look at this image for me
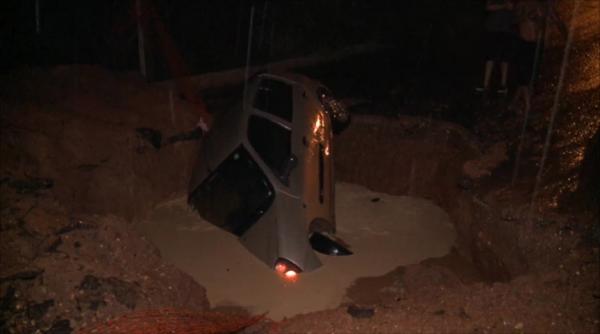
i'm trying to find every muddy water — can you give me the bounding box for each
[139,182,455,320]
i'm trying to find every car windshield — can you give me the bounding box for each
[189,146,275,236]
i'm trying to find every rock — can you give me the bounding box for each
[46,319,72,334]
[578,127,600,210]
[135,128,162,151]
[0,269,44,283]
[536,218,556,228]
[46,237,62,253]
[76,164,99,172]
[5,177,53,195]
[347,305,375,319]
[458,177,474,190]
[78,275,139,310]
[462,142,507,179]
[500,208,516,222]
[164,128,203,146]
[28,299,54,320]
[77,275,107,311]
[79,275,102,291]
[88,299,106,311]
[458,307,471,320]
[0,286,17,311]
[57,219,95,235]
[23,206,69,237]
[105,277,139,310]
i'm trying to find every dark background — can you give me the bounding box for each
[1,0,486,79]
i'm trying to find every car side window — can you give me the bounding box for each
[253,78,293,121]
[188,146,274,236]
[248,115,292,179]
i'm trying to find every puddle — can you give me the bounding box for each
[139,182,456,320]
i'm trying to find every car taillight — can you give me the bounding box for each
[274,259,301,282]
[275,262,287,274]
[284,270,297,279]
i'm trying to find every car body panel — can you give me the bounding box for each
[189,72,344,272]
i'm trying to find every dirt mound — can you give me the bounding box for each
[0,66,210,333]
[0,187,210,332]
[1,65,200,220]
[78,309,264,334]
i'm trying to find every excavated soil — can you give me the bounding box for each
[1,1,599,329]
[1,65,598,333]
[0,66,213,333]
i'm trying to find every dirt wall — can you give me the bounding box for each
[0,66,210,333]
[334,115,528,282]
[1,65,201,221]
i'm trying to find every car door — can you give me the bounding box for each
[295,87,335,233]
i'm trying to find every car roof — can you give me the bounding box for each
[256,71,327,95]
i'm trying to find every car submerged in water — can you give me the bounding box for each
[188,72,351,280]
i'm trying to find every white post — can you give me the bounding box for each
[136,0,147,78]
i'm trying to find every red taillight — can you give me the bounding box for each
[275,263,287,274]
[284,270,297,279]
[274,259,301,282]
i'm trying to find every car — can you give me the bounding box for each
[188,72,351,280]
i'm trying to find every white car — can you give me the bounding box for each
[188,72,351,280]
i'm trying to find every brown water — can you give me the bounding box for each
[138,182,456,320]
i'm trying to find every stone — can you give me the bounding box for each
[46,319,72,334]
[347,305,375,319]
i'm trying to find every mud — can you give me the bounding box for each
[139,183,456,320]
[335,114,527,283]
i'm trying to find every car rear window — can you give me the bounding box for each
[188,146,274,236]
[248,115,292,179]
[253,78,293,121]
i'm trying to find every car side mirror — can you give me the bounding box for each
[279,154,298,185]
[310,232,353,256]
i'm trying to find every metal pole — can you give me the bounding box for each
[243,4,255,106]
[528,0,581,225]
[136,0,147,78]
[169,84,176,126]
[511,102,531,185]
[512,7,546,185]
[529,28,544,95]
[35,0,40,34]
[234,5,244,59]
[266,11,275,74]
[258,0,269,51]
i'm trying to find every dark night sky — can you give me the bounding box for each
[1,0,485,77]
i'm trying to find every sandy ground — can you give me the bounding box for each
[138,182,456,320]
